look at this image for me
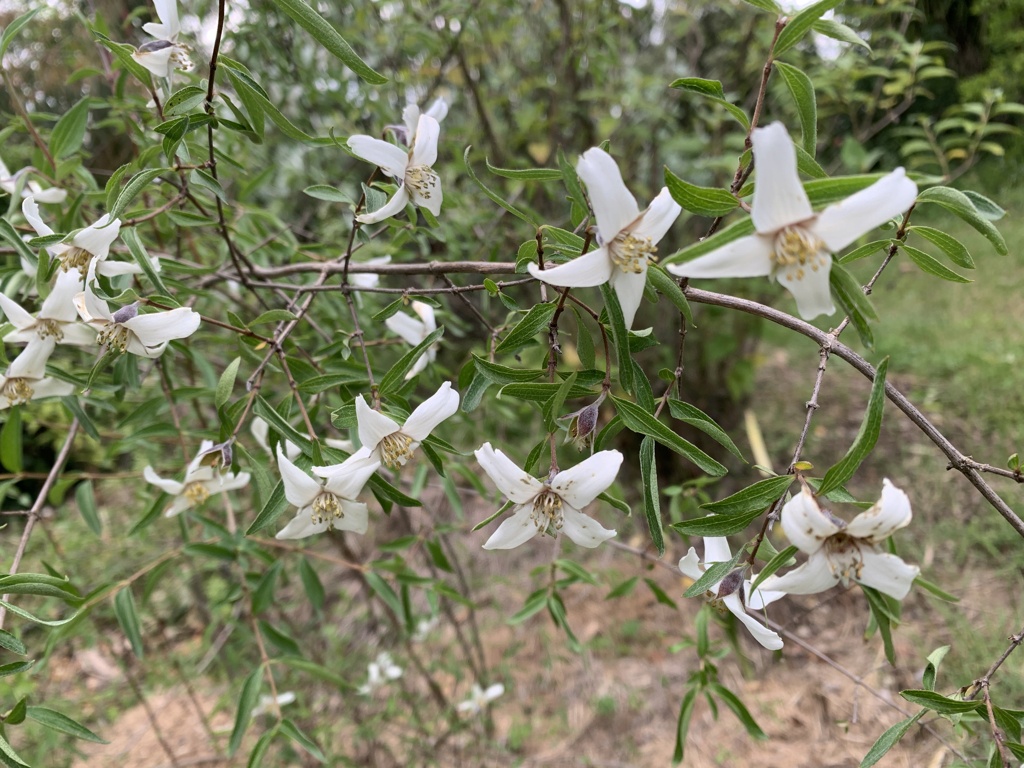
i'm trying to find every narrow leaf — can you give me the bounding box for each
[613,397,726,477]
[639,437,665,556]
[216,357,242,408]
[114,589,144,658]
[664,169,738,216]
[25,707,108,744]
[774,62,817,155]
[494,302,556,355]
[229,668,262,755]
[900,243,971,283]
[774,0,845,57]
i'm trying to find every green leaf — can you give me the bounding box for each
[0,406,22,473]
[299,557,325,612]
[216,357,241,408]
[93,32,153,87]
[668,399,744,461]
[164,85,207,116]
[750,545,798,592]
[684,549,745,598]
[672,508,765,537]
[702,475,793,516]
[829,261,876,348]
[229,668,262,755]
[75,480,102,535]
[662,216,756,266]
[647,264,694,324]
[463,147,537,226]
[639,437,665,556]
[26,707,108,744]
[673,687,699,763]
[0,660,35,679]
[613,397,726,477]
[0,628,27,656]
[817,357,888,497]
[837,239,890,264]
[245,479,288,535]
[774,62,816,155]
[222,65,331,145]
[114,589,144,658]
[916,186,1007,255]
[364,572,402,618]
[485,159,562,181]
[862,585,896,664]
[670,78,750,129]
[644,577,677,609]
[247,727,277,768]
[600,283,634,393]
[0,573,81,602]
[267,0,385,83]
[899,243,971,283]
[0,7,42,59]
[280,719,326,762]
[302,184,352,203]
[494,302,556,355]
[0,731,30,768]
[740,0,782,11]
[108,168,169,220]
[248,309,297,326]
[379,325,444,393]
[962,189,1005,220]
[909,226,973,269]
[899,690,983,716]
[606,576,639,599]
[773,0,845,57]
[860,712,923,767]
[709,683,767,739]
[252,396,312,456]
[813,19,871,51]
[0,218,38,272]
[121,228,169,296]
[473,356,545,385]
[923,645,950,692]
[664,169,738,216]
[50,97,90,161]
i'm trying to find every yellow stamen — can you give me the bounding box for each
[1,378,33,405]
[530,490,564,536]
[96,323,131,353]
[311,492,342,526]
[770,226,827,276]
[183,482,211,506]
[60,246,93,272]
[610,232,657,274]
[379,431,415,468]
[825,532,863,584]
[406,165,440,200]
[37,319,65,342]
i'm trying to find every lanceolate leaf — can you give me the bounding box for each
[494,302,556,355]
[899,690,984,716]
[773,62,817,155]
[668,399,745,460]
[0,7,42,59]
[664,169,739,216]
[916,186,1007,255]
[909,226,974,269]
[670,78,750,128]
[860,711,923,767]
[379,326,444,393]
[640,437,665,556]
[612,397,726,477]
[701,475,794,516]
[114,589,144,658]
[26,707,108,744]
[899,243,971,283]
[229,669,262,756]
[773,0,845,57]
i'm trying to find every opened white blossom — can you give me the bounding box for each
[355,382,459,468]
[132,0,193,78]
[758,480,920,600]
[22,197,143,278]
[75,282,200,358]
[679,536,785,650]
[456,683,505,714]
[275,446,380,539]
[0,157,65,203]
[144,440,251,517]
[348,114,442,224]
[358,652,403,695]
[475,442,622,549]
[0,339,74,409]
[1,270,94,347]
[528,147,681,328]
[384,300,437,379]
[666,122,918,320]
[399,98,448,145]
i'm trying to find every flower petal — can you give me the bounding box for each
[678,547,704,582]
[664,234,773,279]
[560,504,616,548]
[133,47,173,78]
[22,196,55,239]
[401,104,421,141]
[26,186,67,204]
[27,378,74,400]
[856,549,919,600]
[548,449,623,509]
[758,551,839,595]
[424,98,448,124]
[401,381,459,441]
[775,254,835,320]
[74,216,121,259]
[0,294,35,331]
[847,479,913,542]
[143,0,180,39]
[218,472,252,493]
[277,448,321,509]
[8,339,55,378]
[40,269,84,322]
[385,311,426,346]
[144,465,184,495]
[482,504,540,550]
[96,260,144,277]
[474,442,544,503]
[744,579,787,610]
[483,683,504,702]
[608,267,647,329]
[347,136,409,178]
[276,507,330,539]
[750,122,814,233]
[355,395,401,451]
[357,187,410,225]
[576,147,640,244]
[56,323,97,347]
[412,301,436,330]
[123,306,201,346]
[722,593,784,650]
[334,499,369,535]
[810,169,917,252]
[779,487,840,554]
[527,248,613,288]
[410,115,439,168]
[318,447,381,499]
[632,187,682,245]
[702,536,732,565]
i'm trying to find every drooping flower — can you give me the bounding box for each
[0,339,74,409]
[354,382,459,469]
[275,446,380,539]
[144,440,251,517]
[399,98,448,146]
[666,122,918,320]
[384,300,437,379]
[0,270,95,347]
[456,683,505,715]
[358,652,403,695]
[528,147,681,328]
[679,536,785,651]
[475,442,621,549]
[74,281,200,358]
[757,480,920,600]
[22,197,144,278]
[348,114,442,224]
[132,0,193,78]
[0,156,65,203]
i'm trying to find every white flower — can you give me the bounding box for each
[144,439,251,517]
[528,147,681,329]
[250,417,301,461]
[384,301,437,379]
[275,446,380,539]
[0,339,74,408]
[666,122,918,320]
[22,197,144,278]
[349,255,392,290]
[358,652,403,695]
[348,115,442,224]
[74,282,200,358]
[132,0,193,78]
[355,382,459,468]
[251,692,296,718]
[456,683,505,715]
[679,536,785,651]
[475,443,621,550]
[0,157,65,204]
[399,98,448,145]
[0,270,94,347]
[758,480,920,600]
